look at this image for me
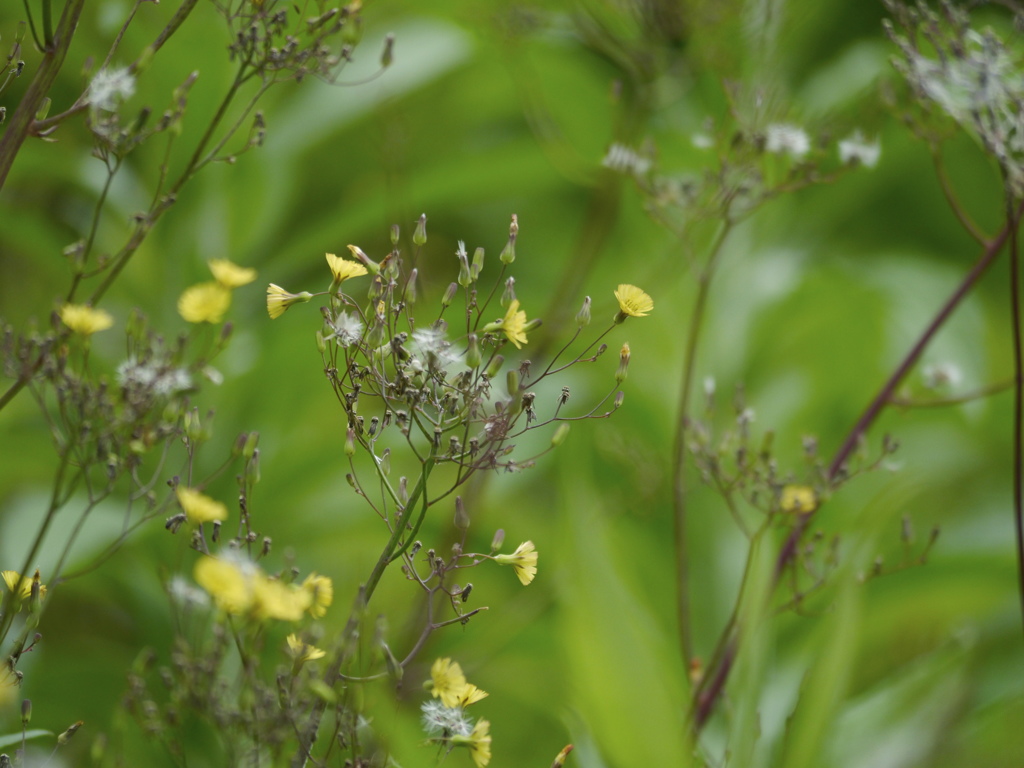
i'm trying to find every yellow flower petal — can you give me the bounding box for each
[266,283,312,319]
[59,304,114,335]
[326,252,368,286]
[302,573,333,618]
[178,282,232,323]
[194,557,253,615]
[452,719,492,767]
[429,657,468,708]
[780,485,818,514]
[209,259,257,288]
[613,284,653,318]
[175,486,228,525]
[493,540,538,585]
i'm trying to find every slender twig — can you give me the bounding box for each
[1008,194,1024,639]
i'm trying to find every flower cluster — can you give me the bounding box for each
[423,658,492,767]
[193,553,332,623]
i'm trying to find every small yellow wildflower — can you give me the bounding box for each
[326,252,369,288]
[452,718,492,768]
[1,570,46,600]
[780,485,818,514]
[483,299,529,349]
[194,556,253,615]
[59,304,114,335]
[286,633,327,664]
[429,657,469,708]
[302,573,333,618]
[178,282,232,323]
[493,540,538,585]
[175,486,227,525]
[252,575,312,622]
[266,283,313,319]
[209,258,257,288]
[613,284,654,321]
[454,682,489,708]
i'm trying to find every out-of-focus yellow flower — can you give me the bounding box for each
[59,304,114,335]
[266,283,313,319]
[0,661,21,708]
[1,570,46,600]
[613,284,653,320]
[194,556,253,615]
[175,486,227,525]
[452,719,492,767]
[493,541,538,585]
[429,657,468,708]
[209,259,257,288]
[252,575,312,622]
[326,252,368,288]
[178,282,231,323]
[483,299,529,349]
[302,573,333,618]
[286,633,326,665]
[780,485,818,514]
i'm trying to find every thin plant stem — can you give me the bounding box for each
[673,219,732,668]
[1008,194,1024,639]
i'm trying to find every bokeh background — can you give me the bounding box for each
[1,0,1022,765]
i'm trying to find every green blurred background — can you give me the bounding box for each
[1,0,1022,765]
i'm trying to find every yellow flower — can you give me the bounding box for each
[493,540,538,585]
[194,556,254,615]
[483,299,529,349]
[209,258,257,288]
[429,657,469,708]
[452,719,492,767]
[175,486,227,525]
[2,570,46,600]
[178,282,232,323]
[302,573,333,618]
[266,283,313,319]
[286,633,326,664]
[0,660,21,708]
[780,485,818,514]
[453,683,489,708]
[326,252,368,287]
[251,575,312,622]
[59,304,114,335]
[613,284,653,320]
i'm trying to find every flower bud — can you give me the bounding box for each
[21,699,31,726]
[347,244,380,275]
[615,342,630,383]
[380,33,395,68]
[471,247,485,280]
[345,428,356,457]
[506,370,519,397]
[500,214,518,265]
[485,355,504,378]
[442,282,458,308]
[501,276,516,308]
[465,333,482,369]
[404,268,418,303]
[390,224,400,245]
[413,213,427,246]
[575,296,591,327]
[454,496,470,530]
[380,447,391,476]
[491,528,505,551]
[243,431,260,460]
[551,423,570,446]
